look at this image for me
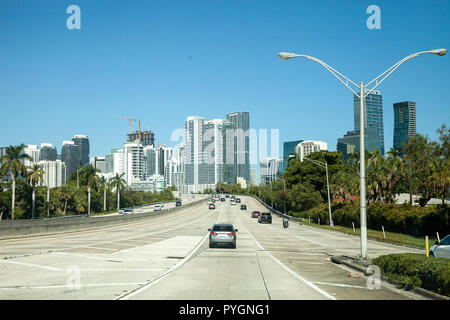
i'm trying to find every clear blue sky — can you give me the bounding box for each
[0,0,449,158]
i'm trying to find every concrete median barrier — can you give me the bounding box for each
[0,196,209,240]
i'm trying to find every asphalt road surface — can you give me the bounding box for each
[0,196,425,300]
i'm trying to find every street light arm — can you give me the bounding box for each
[278,52,360,97]
[304,157,326,168]
[364,49,447,97]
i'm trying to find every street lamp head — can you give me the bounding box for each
[429,48,447,56]
[278,52,300,61]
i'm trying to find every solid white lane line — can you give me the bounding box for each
[237,217,336,300]
[0,283,147,290]
[0,259,61,272]
[313,282,368,289]
[116,204,225,300]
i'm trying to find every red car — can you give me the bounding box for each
[251,211,260,218]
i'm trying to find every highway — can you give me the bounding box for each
[0,196,426,300]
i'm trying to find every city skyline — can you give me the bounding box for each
[0,1,448,158]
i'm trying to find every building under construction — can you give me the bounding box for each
[127,130,155,147]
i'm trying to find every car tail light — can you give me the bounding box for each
[232,232,235,236]
[210,232,214,236]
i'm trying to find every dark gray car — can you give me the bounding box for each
[208,224,238,249]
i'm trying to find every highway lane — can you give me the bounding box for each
[0,195,426,300]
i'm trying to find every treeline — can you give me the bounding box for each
[0,145,175,220]
[216,124,449,237]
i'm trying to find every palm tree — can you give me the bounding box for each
[99,176,109,212]
[110,173,126,211]
[0,144,32,219]
[26,164,45,219]
[83,165,100,215]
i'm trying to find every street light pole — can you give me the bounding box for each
[278,48,447,259]
[359,81,367,257]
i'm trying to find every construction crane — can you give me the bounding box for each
[117,116,137,134]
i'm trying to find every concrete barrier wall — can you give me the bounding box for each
[0,197,208,240]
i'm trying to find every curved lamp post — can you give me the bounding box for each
[278,48,447,259]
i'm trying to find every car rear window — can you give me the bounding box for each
[212,225,233,232]
[262,213,271,216]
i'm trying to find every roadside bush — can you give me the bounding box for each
[295,203,449,237]
[372,253,450,297]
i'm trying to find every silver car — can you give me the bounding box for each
[429,235,450,258]
[208,224,238,249]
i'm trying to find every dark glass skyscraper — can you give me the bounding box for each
[354,90,385,155]
[226,111,250,182]
[39,143,57,161]
[72,135,90,166]
[393,101,416,152]
[282,140,303,172]
[61,141,80,180]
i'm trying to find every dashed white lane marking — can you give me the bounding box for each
[313,282,368,289]
[0,259,61,272]
[53,252,149,261]
[116,204,226,300]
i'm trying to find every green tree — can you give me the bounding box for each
[110,173,126,211]
[0,144,32,219]
[26,163,45,219]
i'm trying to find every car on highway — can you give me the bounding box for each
[429,235,450,258]
[209,203,216,210]
[236,198,241,203]
[240,204,247,210]
[220,197,225,202]
[251,211,260,218]
[175,200,182,206]
[226,194,230,198]
[124,208,134,214]
[154,204,163,211]
[208,224,238,249]
[258,212,272,224]
[119,208,125,214]
[230,199,236,205]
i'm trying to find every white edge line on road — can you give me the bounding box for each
[313,281,368,289]
[116,204,225,300]
[0,283,147,290]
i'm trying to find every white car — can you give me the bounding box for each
[429,235,450,258]
[230,200,236,206]
[154,204,162,211]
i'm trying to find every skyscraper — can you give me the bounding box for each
[184,116,204,192]
[39,143,57,161]
[260,158,283,185]
[282,140,303,172]
[61,141,80,180]
[127,130,155,147]
[295,140,328,162]
[393,101,416,152]
[37,160,66,188]
[72,135,90,166]
[226,111,250,183]
[353,90,385,155]
[23,144,40,166]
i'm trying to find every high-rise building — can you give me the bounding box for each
[123,141,145,184]
[353,90,385,155]
[250,167,258,186]
[92,156,106,173]
[393,101,416,152]
[203,119,225,185]
[37,160,66,188]
[222,120,237,185]
[337,127,380,161]
[39,143,57,161]
[260,158,283,185]
[127,130,155,147]
[112,149,124,176]
[295,140,328,162]
[283,140,303,172]
[184,116,204,192]
[226,111,250,182]
[72,135,90,166]
[23,144,40,166]
[61,141,80,180]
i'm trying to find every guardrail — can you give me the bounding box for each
[0,196,209,240]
